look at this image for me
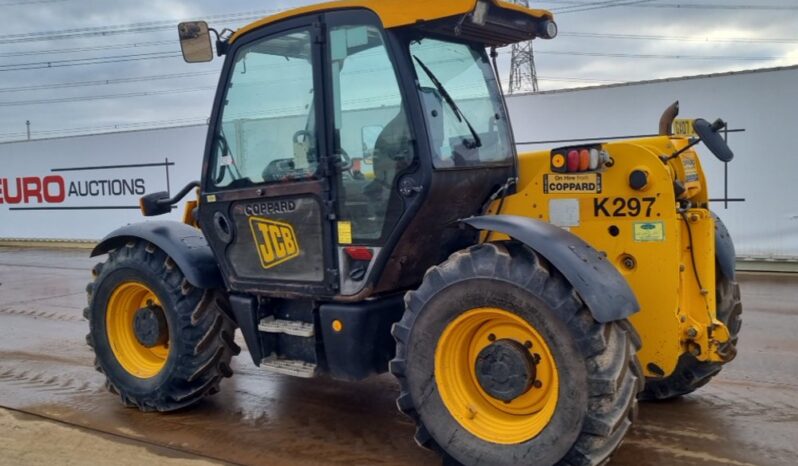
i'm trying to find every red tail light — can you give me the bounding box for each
[344,246,373,261]
[567,150,580,172]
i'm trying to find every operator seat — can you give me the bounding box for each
[363,107,415,233]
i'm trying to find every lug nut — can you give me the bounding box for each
[488,333,496,342]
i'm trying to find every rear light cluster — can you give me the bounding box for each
[550,145,610,173]
[344,246,373,262]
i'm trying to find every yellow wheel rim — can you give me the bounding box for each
[106,281,169,379]
[435,307,559,444]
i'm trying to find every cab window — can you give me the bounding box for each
[330,24,415,242]
[410,38,514,168]
[211,29,318,188]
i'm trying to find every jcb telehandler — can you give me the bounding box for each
[84,1,741,464]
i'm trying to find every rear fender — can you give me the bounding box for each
[91,221,223,289]
[462,215,640,323]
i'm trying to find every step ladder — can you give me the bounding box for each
[260,355,317,378]
[258,316,315,337]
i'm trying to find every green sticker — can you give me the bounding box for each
[634,221,665,242]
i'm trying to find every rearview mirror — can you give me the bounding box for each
[139,191,172,217]
[694,118,734,162]
[178,21,213,63]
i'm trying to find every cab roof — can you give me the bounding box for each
[230,0,553,46]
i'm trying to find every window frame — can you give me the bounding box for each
[202,17,328,194]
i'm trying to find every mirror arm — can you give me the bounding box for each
[155,181,201,207]
[207,27,232,56]
[662,138,702,163]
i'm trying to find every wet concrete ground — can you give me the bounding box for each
[0,246,796,466]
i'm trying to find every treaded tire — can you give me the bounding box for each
[640,271,742,401]
[390,242,643,466]
[85,239,240,412]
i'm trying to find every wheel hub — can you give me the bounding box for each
[133,304,168,348]
[475,339,536,402]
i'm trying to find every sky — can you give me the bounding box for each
[0,0,796,142]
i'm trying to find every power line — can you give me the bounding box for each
[559,31,798,44]
[0,70,218,94]
[537,50,785,61]
[0,86,215,107]
[0,51,183,72]
[0,116,209,141]
[554,0,658,14]
[0,0,67,6]
[0,40,173,58]
[543,1,798,11]
[0,9,280,44]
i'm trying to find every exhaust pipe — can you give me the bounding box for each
[659,101,680,136]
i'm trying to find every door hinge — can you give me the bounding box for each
[323,200,336,220]
[314,20,326,44]
[326,268,340,290]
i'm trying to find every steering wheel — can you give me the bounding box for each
[337,148,353,172]
[293,130,354,172]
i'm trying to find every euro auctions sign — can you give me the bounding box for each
[0,170,147,208]
[0,125,207,240]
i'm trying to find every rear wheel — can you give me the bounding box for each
[640,270,742,401]
[391,242,643,466]
[85,239,239,412]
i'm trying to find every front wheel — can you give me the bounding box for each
[391,242,643,466]
[85,239,240,412]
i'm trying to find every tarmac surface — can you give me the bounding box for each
[0,246,796,466]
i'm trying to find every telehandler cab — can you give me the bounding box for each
[85,1,741,464]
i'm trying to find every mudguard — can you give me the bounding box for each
[712,212,736,280]
[91,221,223,289]
[462,215,640,323]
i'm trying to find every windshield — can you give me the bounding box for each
[409,38,514,168]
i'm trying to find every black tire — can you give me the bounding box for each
[85,239,239,412]
[390,242,643,466]
[640,270,742,401]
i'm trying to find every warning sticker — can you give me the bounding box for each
[633,221,665,242]
[682,156,699,183]
[337,221,352,245]
[543,173,602,194]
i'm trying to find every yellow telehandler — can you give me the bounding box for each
[84,1,740,464]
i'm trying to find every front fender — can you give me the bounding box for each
[462,215,639,323]
[91,221,223,289]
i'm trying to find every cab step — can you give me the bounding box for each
[258,316,315,337]
[260,356,317,378]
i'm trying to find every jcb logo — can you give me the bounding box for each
[249,217,300,269]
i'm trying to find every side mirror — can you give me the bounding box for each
[694,118,734,162]
[178,21,213,63]
[139,192,172,217]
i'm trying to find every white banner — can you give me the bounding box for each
[0,125,206,240]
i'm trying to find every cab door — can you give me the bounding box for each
[198,17,338,296]
[323,10,421,296]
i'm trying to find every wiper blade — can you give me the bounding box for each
[413,55,482,149]
[216,130,242,181]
